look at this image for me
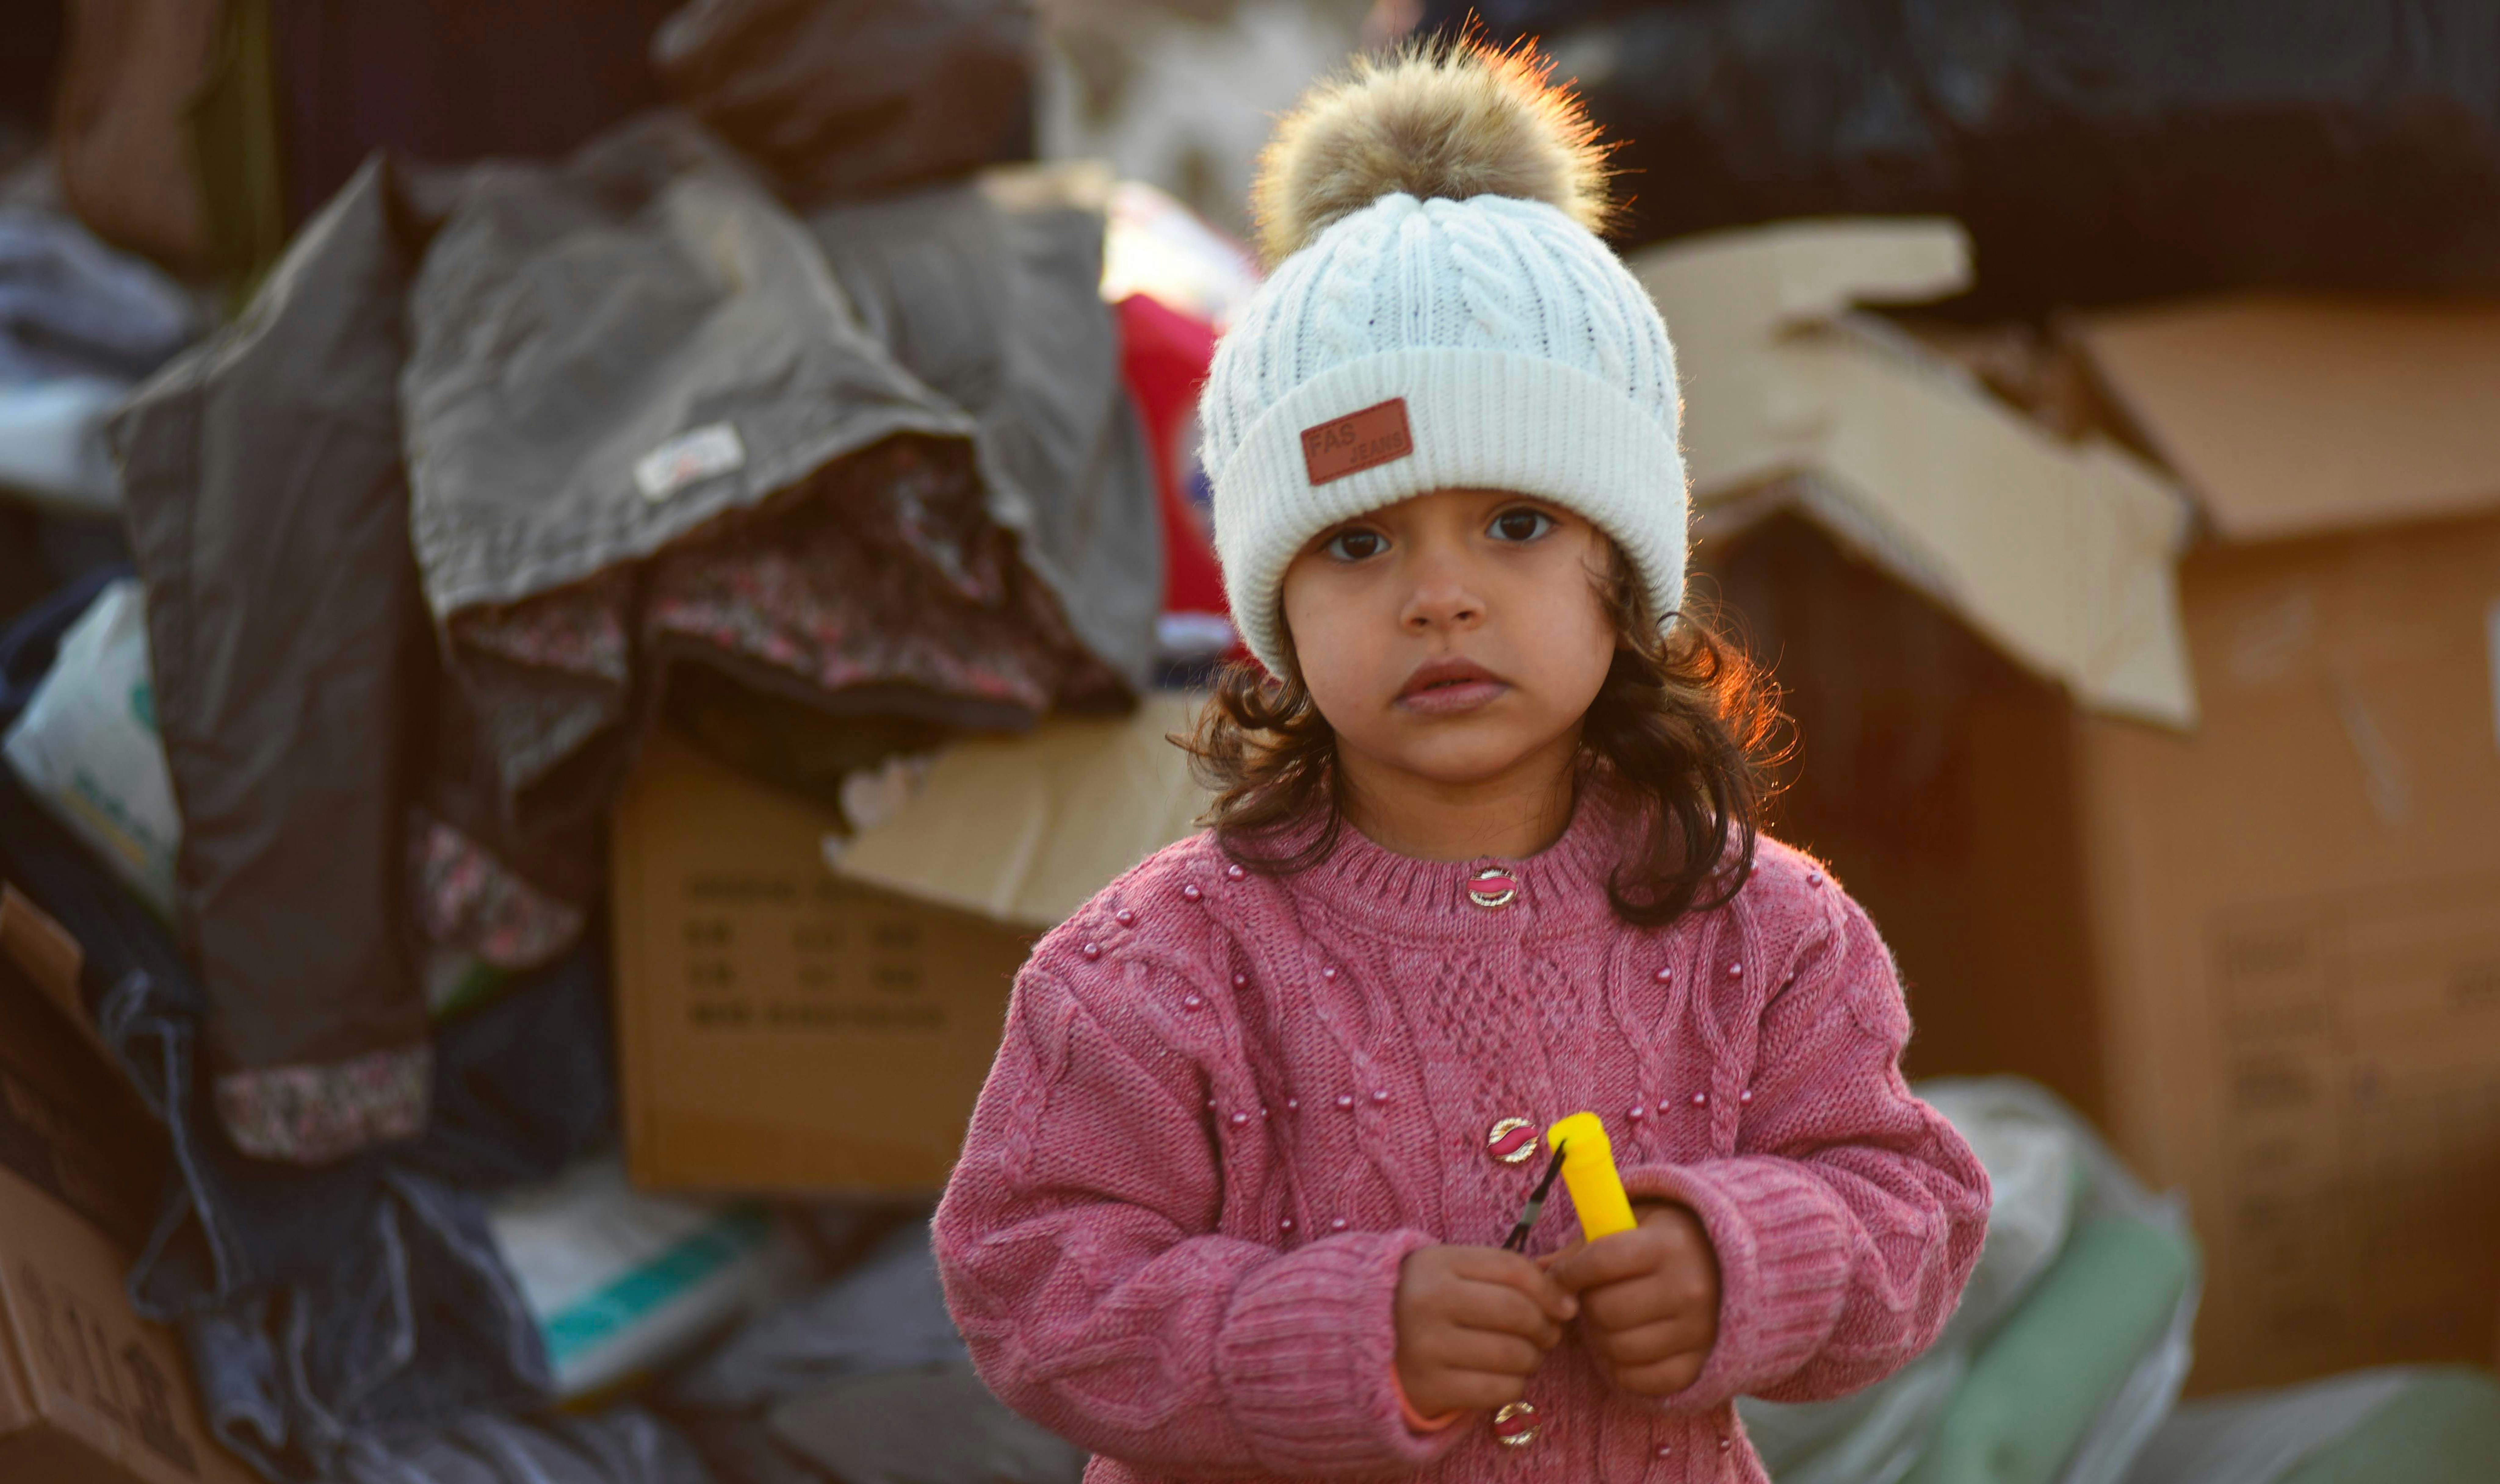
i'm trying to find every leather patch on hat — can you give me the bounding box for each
[1300,398,1413,486]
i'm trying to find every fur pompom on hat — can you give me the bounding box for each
[1201,40,1691,676]
[1251,43,1613,267]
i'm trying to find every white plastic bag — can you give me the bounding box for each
[1740,1079,2081,1484]
[489,1158,810,1399]
[0,377,128,513]
[2122,1368,2421,1484]
[3,578,180,915]
[1738,1077,2197,1484]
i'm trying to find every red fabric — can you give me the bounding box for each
[933,790,1990,1484]
[1115,293,1227,622]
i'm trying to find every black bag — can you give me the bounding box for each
[1431,0,2500,311]
[653,0,1036,205]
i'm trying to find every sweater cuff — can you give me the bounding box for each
[1621,1160,1853,1409]
[1388,1363,1465,1433]
[1217,1229,1458,1472]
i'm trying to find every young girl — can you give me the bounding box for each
[935,44,1988,1483]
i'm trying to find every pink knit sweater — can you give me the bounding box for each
[934,791,1989,1483]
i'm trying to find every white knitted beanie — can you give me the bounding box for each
[1200,44,1687,675]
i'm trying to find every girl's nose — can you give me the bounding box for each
[1400,553,1484,632]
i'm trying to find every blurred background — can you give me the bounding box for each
[0,2,2496,1482]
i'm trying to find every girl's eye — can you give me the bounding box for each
[1323,528,1385,561]
[1489,507,1555,543]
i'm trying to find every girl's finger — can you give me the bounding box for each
[1480,1244,1580,1309]
[1581,1271,1682,1332]
[1591,1316,1707,1368]
[1545,1227,1661,1294]
[1441,1245,1540,1281]
[1608,1351,1707,1398]
[1444,1282,1566,1347]
[1533,1237,1584,1272]
[1432,1327,1548,1377]
[1422,1368,1531,1413]
[1445,1248,1580,1320]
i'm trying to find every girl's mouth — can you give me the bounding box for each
[1396,657,1510,715]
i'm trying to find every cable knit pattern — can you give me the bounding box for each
[1199,191,1688,675]
[934,793,1990,1484]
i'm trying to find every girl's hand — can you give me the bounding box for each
[1393,1244,1579,1416]
[1542,1201,1722,1396]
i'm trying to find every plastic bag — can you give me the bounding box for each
[489,1158,810,1399]
[2124,1369,2418,1484]
[652,0,1035,205]
[768,1362,1086,1484]
[1740,1077,2198,1484]
[2126,1366,2500,1484]
[1739,1077,2077,1484]
[0,378,128,513]
[1433,0,2500,312]
[2,577,179,916]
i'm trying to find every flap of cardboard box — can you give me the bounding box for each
[0,1163,255,1483]
[0,886,86,1025]
[0,885,126,1089]
[830,694,1210,929]
[1631,218,1973,345]
[2075,297,2500,544]
[1635,221,2198,728]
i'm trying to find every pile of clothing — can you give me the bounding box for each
[109,113,1169,1171]
[0,196,196,516]
[0,153,201,616]
[0,3,1256,1480]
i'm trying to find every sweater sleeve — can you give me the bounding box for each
[933,951,1459,1479]
[1617,889,1990,1411]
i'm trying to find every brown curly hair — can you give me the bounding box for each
[1182,552,1784,928]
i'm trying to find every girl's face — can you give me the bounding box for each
[1279,487,1618,792]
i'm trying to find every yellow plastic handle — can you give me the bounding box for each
[1545,1112,1638,1241]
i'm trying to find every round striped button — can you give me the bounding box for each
[1487,1117,1538,1164]
[1467,868,1518,909]
[1493,1401,1541,1447]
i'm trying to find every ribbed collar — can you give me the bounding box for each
[1272,774,1635,942]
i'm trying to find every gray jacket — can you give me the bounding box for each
[112,117,1157,1163]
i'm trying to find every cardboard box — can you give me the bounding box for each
[2064,303,2500,1390]
[611,731,1041,1196]
[0,1162,255,1484]
[1633,220,2196,728]
[612,695,1213,1196]
[1659,234,2500,1391]
[2073,297,2500,543]
[2072,519,2500,1391]
[1766,506,2500,1392]
[612,699,1212,1197]
[0,887,168,1248]
[828,692,1208,930]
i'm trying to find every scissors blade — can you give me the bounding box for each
[1501,1140,1569,1252]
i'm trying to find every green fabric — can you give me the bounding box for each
[2278,1367,2500,1484]
[1902,1215,2195,1484]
